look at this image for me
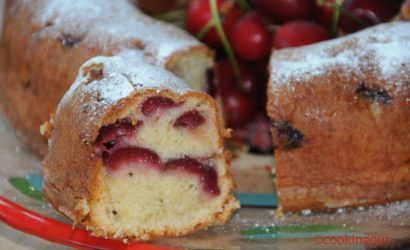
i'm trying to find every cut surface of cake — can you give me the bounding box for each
[267,22,410,212]
[43,52,239,241]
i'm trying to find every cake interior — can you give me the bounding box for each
[86,94,234,239]
[166,49,214,92]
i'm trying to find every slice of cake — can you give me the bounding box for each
[267,22,410,212]
[0,0,239,241]
[43,51,239,241]
[0,0,213,155]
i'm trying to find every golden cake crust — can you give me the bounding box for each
[267,22,410,212]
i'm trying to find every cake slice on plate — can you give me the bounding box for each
[43,51,239,241]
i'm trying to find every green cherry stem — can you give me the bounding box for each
[338,6,367,27]
[197,19,215,40]
[154,9,186,22]
[330,0,343,36]
[329,0,368,36]
[209,0,242,81]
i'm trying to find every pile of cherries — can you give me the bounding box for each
[179,0,402,153]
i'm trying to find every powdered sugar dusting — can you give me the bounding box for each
[270,22,410,93]
[57,50,197,142]
[60,50,192,113]
[27,0,199,64]
[15,0,206,124]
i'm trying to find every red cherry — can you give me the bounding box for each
[230,13,271,61]
[96,118,142,150]
[104,146,162,171]
[141,96,178,117]
[217,60,263,97]
[223,5,241,39]
[216,60,258,127]
[165,157,220,196]
[252,0,314,23]
[315,0,338,27]
[242,60,269,94]
[174,110,206,129]
[239,62,268,109]
[215,59,233,95]
[241,65,260,95]
[222,89,258,127]
[273,20,330,49]
[186,0,240,47]
[339,0,401,32]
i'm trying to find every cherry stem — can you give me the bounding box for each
[328,0,368,36]
[197,19,215,40]
[155,9,186,22]
[330,0,343,36]
[338,6,368,27]
[209,0,242,81]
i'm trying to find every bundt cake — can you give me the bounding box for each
[268,21,410,212]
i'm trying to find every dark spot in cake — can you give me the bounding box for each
[132,39,146,50]
[81,103,92,114]
[355,82,392,104]
[103,140,117,149]
[273,120,304,150]
[112,210,118,215]
[45,20,54,27]
[405,159,410,165]
[268,118,276,127]
[88,68,104,83]
[96,118,142,156]
[206,68,216,97]
[20,79,31,90]
[82,64,104,85]
[95,92,104,102]
[144,51,157,61]
[58,33,82,48]
[128,172,134,177]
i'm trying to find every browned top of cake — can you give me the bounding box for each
[19,0,201,64]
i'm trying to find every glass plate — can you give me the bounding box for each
[0,112,409,250]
